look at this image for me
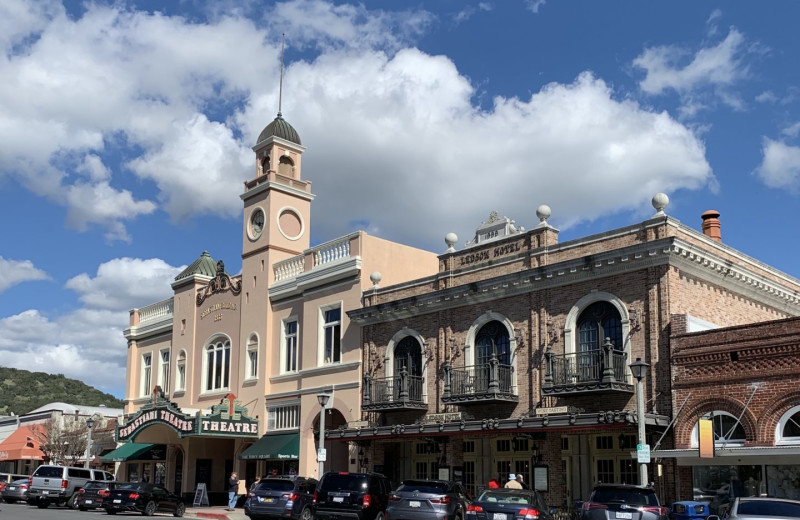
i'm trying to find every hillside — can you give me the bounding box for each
[0,366,123,416]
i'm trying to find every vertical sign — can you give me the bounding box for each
[699,418,714,458]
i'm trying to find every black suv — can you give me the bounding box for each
[314,472,392,520]
[580,484,667,520]
[245,476,318,520]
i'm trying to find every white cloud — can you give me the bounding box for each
[754,138,800,193]
[633,28,753,114]
[0,257,49,293]
[525,0,546,14]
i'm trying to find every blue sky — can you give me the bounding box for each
[1,0,799,399]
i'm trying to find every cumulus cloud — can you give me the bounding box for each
[754,138,800,193]
[0,257,49,293]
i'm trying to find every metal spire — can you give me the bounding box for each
[278,33,285,117]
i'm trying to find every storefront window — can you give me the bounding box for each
[155,462,166,485]
[766,465,800,500]
[127,464,139,482]
[692,465,762,514]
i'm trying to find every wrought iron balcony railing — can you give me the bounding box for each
[362,370,426,411]
[542,339,633,395]
[441,355,518,404]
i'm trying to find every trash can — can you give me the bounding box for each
[670,501,711,520]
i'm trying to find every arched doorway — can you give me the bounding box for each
[314,408,348,472]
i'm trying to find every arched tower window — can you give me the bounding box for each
[278,155,294,177]
[394,336,422,377]
[205,338,231,392]
[476,320,511,365]
[260,156,270,176]
[577,301,622,352]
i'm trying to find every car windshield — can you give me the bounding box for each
[592,488,658,506]
[398,481,449,494]
[738,500,800,517]
[85,482,108,490]
[478,491,533,504]
[256,480,295,492]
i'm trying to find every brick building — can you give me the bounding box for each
[337,199,800,509]
[661,315,800,513]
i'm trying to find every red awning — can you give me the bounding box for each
[0,425,44,461]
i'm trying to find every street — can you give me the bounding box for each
[0,501,179,518]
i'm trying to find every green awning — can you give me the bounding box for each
[239,433,299,460]
[101,443,166,463]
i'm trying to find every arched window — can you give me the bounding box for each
[577,301,622,351]
[776,406,800,445]
[246,334,259,379]
[394,337,422,377]
[278,155,294,176]
[476,321,511,365]
[176,350,187,391]
[691,411,746,447]
[205,338,231,392]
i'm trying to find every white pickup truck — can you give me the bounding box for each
[27,464,114,508]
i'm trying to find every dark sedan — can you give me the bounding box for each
[466,488,552,520]
[104,481,186,517]
[75,479,115,511]
[245,476,317,520]
[387,479,471,520]
[1,478,29,504]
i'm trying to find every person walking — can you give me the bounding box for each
[516,474,530,489]
[228,471,240,511]
[504,473,522,489]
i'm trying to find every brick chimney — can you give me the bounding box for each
[701,210,721,242]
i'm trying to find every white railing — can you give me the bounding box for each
[314,236,351,267]
[138,299,174,325]
[274,255,305,282]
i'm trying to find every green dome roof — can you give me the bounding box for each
[175,251,217,281]
[257,112,301,145]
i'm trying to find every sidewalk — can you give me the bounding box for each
[185,505,249,519]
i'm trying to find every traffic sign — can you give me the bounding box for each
[318,448,327,462]
[637,444,650,463]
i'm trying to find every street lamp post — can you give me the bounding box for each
[317,393,330,479]
[85,417,96,469]
[629,357,650,486]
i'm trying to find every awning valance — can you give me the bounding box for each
[239,433,299,460]
[101,443,166,462]
[0,425,44,461]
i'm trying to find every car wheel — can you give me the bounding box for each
[5,499,15,504]
[107,510,118,515]
[143,500,157,516]
[69,494,80,509]
[174,502,186,517]
[301,506,313,520]
[80,506,88,511]
[375,512,385,520]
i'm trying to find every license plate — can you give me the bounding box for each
[8,486,15,490]
[410,501,421,508]
[86,500,93,504]
[493,514,506,520]
[266,497,275,502]
[616,513,632,519]
[333,496,344,503]
[114,499,122,503]
[42,490,50,494]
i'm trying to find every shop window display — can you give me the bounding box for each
[766,465,800,500]
[692,465,762,514]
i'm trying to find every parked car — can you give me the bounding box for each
[466,488,552,520]
[712,496,800,519]
[27,464,95,508]
[103,481,186,516]
[1,478,30,503]
[74,479,116,511]
[0,473,28,493]
[580,484,668,520]
[314,471,392,520]
[387,479,471,520]
[245,476,318,520]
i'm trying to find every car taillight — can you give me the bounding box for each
[467,504,484,514]
[78,488,86,495]
[29,477,33,487]
[582,502,607,510]
[429,496,451,504]
[284,492,299,501]
[20,484,28,490]
[129,492,140,500]
[388,494,401,502]
[363,493,372,508]
[518,508,541,519]
[99,489,110,497]
[248,491,256,498]
[642,506,668,515]
[61,479,69,490]
[313,491,318,504]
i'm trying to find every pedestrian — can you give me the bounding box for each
[504,473,522,489]
[517,474,529,489]
[228,471,239,511]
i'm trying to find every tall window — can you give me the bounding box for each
[176,351,186,391]
[142,353,152,396]
[159,350,170,394]
[476,321,511,365]
[205,339,231,391]
[246,335,258,379]
[285,321,298,372]
[322,307,341,364]
[577,301,622,351]
[267,404,300,431]
[394,337,422,377]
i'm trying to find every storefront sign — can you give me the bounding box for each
[535,406,578,415]
[199,393,259,438]
[422,412,464,424]
[200,301,237,320]
[458,242,521,266]
[118,407,197,441]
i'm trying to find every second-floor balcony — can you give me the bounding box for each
[542,339,633,396]
[441,356,518,405]
[362,370,427,411]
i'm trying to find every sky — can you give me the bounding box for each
[1,0,800,400]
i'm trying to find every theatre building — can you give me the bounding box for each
[119,112,438,502]
[340,200,800,509]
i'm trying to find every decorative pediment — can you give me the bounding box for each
[196,260,242,305]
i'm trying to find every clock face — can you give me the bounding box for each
[250,209,265,239]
